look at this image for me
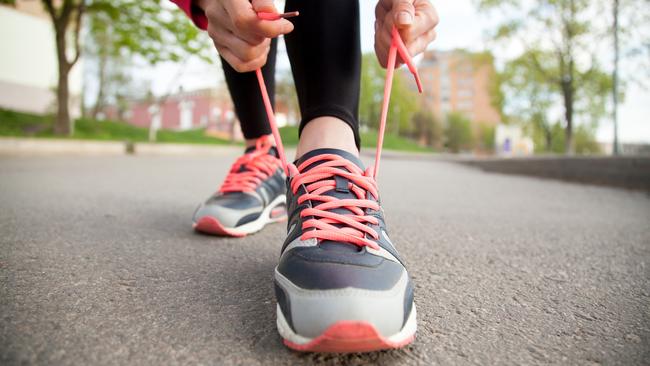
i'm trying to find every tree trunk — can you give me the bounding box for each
[92,53,107,119]
[563,83,574,155]
[612,0,620,155]
[544,125,552,152]
[54,28,72,136]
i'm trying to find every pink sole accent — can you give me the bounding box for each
[270,206,287,219]
[193,216,247,237]
[283,321,415,353]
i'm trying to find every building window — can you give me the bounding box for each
[457,89,474,98]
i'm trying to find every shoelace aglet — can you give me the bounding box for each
[257,11,299,20]
[391,26,423,93]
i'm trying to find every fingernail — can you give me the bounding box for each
[398,11,413,25]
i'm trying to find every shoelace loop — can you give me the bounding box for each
[219,136,280,193]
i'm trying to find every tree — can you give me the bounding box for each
[478,0,613,154]
[477,123,496,153]
[610,0,650,154]
[359,53,419,136]
[445,112,475,153]
[85,1,213,122]
[275,70,299,126]
[1,0,212,135]
[411,111,442,148]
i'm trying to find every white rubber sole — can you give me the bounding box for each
[276,302,417,351]
[194,194,286,236]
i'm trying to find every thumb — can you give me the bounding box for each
[251,0,277,13]
[393,0,414,29]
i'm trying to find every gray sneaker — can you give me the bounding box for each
[193,136,286,237]
[274,148,416,352]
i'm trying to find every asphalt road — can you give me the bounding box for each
[1,154,648,365]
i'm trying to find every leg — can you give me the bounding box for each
[284,0,361,157]
[274,1,416,353]
[221,38,277,147]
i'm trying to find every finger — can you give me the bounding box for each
[248,19,294,38]
[375,1,388,21]
[251,0,277,13]
[407,2,438,41]
[218,44,270,73]
[407,28,437,57]
[377,0,394,13]
[374,41,389,68]
[209,26,270,61]
[393,0,415,29]
[225,0,293,39]
[378,21,393,52]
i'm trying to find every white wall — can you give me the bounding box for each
[0,5,83,116]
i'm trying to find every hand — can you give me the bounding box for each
[197,0,294,72]
[374,0,439,68]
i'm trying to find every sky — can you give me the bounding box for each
[141,0,649,144]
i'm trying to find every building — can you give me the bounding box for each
[417,50,501,126]
[0,1,83,116]
[101,87,294,141]
[495,124,534,156]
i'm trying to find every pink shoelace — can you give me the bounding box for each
[256,13,422,249]
[219,135,281,193]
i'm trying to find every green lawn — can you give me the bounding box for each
[0,108,432,153]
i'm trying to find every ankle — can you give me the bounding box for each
[296,117,358,159]
[245,134,274,149]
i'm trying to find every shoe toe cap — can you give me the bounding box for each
[275,247,414,338]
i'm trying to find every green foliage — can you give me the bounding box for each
[534,121,601,154]
[478,0,614,154]
[445,113,475,153]
[359,53,420,136]
[411,111,442,148]
[0,108,231,145]
[574,125,602,154]
[359,54,386,130]
[85,0,214,115]
[86,0,212,65]
[478,123,496,151]
[0,109,54,137]
[0,109,430,152]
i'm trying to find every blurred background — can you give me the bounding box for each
[0,0,648,156]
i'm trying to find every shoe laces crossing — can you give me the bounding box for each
[255,14,421,248]
[219,135,280,193]
[291,154,381,249]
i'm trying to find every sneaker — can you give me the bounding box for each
[192,135,287,237]
[273,149,416,352]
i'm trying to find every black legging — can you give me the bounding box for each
[220,0,361,148]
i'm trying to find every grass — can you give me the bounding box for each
[0,108,234,145]
[0,108,433,153]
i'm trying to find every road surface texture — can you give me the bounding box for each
[1,154,648,365]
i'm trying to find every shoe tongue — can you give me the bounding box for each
[295,149,367,253]
[294,148,364,172]
[238,145,279,173]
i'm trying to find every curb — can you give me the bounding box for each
[0,138,243,157]
[458,156,650,191]
[0,137,125,156]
